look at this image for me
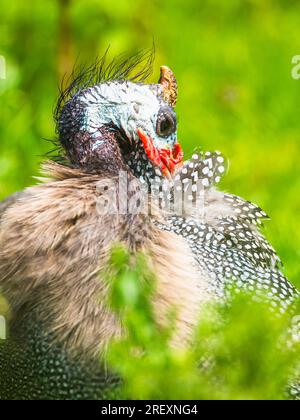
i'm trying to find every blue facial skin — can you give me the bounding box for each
[77,80,177,150]
[58,79,178,185]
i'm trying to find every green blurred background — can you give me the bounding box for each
[0,0,299,287]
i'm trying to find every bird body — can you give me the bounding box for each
[0,54,298,399]
[0,162,204,399]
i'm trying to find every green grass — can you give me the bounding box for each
[107,246,300,400]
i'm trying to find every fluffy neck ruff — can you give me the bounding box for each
[0,162,209,360]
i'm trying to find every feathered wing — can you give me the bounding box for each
[166,152,300,398]
[157,152,299,312]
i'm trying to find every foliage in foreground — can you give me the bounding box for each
[106,246,300,400]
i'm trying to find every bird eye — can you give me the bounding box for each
[156,107,177,138]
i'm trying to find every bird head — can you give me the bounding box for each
[56,54,183,183]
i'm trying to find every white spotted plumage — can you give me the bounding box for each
[155,151,299,313]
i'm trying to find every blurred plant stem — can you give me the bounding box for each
[58,0,74,84]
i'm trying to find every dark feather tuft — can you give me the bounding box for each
[41,137,68,164]
[54,47,155,126]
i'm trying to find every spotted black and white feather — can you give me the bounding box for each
[156,152,299,313]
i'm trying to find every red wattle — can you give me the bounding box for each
[137,128,184,176]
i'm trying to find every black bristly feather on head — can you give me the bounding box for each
[41,137,68,164]
[53,46,155,131]
[44,47,155,165]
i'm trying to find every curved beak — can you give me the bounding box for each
[137,128,183,179]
